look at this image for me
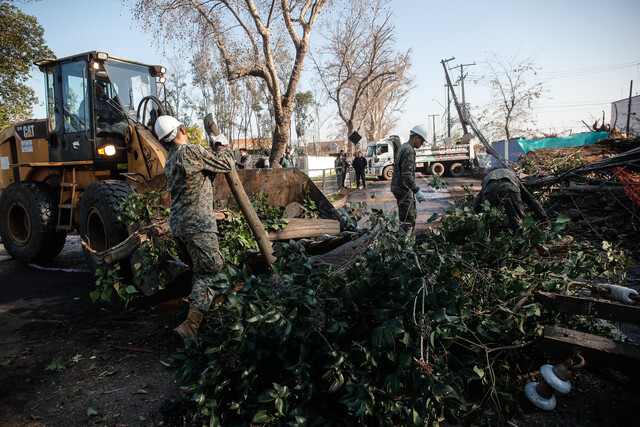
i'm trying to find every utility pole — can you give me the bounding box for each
[450,62,475,119]
[428,114,438,144]
[441,58,469,136]
[626,80,633,135]
[446,83,451,138]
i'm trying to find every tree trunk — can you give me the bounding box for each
[271,115,291,167]
[346,121,355,157]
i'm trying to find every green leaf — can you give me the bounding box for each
[473,365,485,379]
[252,410,270,423]
[275,397,284,414]
[124,285,138,294]
[86,406,98,416]
[556,213,571,224]
[434,383,454,397]
[227,295,244,315]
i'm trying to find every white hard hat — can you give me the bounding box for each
[410,124,429,142]
[213,134,229,146]
[154,115,183,143]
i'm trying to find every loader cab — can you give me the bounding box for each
[36,51,164,172]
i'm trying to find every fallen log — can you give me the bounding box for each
[534,291,640,325]
[542,325,640,376]
[268,218,341,241]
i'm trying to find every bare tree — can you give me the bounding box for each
[314,0,411,152]
[482,52,546,141]
[131,0,330,166]
[360,67,413,141]
[294,90,313,145]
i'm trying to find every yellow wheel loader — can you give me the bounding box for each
[0,51,346,282]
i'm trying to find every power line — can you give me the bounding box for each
[466,61,639,81]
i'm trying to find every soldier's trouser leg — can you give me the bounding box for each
[178,232,225,312]
[395,192,416,235]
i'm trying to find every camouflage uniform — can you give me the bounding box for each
[391,142,420,234]
[473,168,547,228]
[164,143,234,311]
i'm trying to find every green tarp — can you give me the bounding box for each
[518,132,610,154]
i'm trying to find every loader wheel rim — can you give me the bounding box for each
[85,207,108,252]
[7,201,32,246]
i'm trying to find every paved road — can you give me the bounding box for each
[335,175,481,232]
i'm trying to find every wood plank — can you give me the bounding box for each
[535,291,640,325]
[268,218,340,241]
[542,325,640,375]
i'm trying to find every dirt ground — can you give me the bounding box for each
[0,235,183,426]
[1,174,639,426]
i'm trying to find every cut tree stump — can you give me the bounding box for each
[283,202,305,219]
[268,218,340,241]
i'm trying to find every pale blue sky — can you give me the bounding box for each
[20,0,640,141]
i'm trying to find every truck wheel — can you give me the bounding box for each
[429,163,445,176]
[0,182,67,262]
[79,180,132,274]
[382,166,393,180]
[449,163,464,177]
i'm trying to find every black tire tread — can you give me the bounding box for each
[79,180,132,273]
[0,181,67,262]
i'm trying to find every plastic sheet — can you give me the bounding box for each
[518,132,610,154]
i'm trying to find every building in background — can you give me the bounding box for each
[611,94,639,136]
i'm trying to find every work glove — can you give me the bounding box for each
[415,189,427,203]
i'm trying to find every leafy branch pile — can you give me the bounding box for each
[519,152,586,176]
[90,191,318,304]
[166,202,627,425]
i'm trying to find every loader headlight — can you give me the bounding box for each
[97,144,117,156]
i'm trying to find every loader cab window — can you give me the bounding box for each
[92,77,128,135]
[44,69,59,134]
[103,59,158,120]
[61,61,90,134]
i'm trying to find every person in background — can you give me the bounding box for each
[352,150,367,189]
[281,149,297,168]
[154,115,234,345]
[255,150,270,168]
[390,125,429,235]
[237,147,253,169]
[335,150,349,188]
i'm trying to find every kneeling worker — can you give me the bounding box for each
[473,168,548,228]
[155,115,235,343]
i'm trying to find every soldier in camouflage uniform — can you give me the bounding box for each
[154,115,235,344]
[390,125,429,235]
[473,168,548,229]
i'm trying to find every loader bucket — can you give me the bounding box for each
[131,168,346,228]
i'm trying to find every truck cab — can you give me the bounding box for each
[365,136,398,180]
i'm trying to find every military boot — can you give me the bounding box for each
[173,307,204,344]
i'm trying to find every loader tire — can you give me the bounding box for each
[0,182,67,262]
[79,180,132,274]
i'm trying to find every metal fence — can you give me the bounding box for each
[301,167,357,195]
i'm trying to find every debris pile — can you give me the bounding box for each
[523,137,640,259]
